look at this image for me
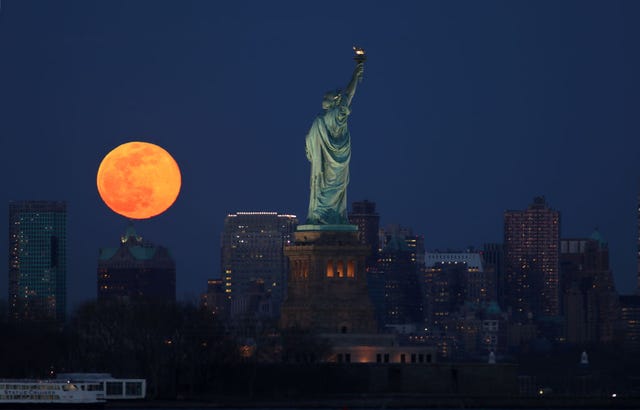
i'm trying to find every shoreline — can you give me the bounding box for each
[105,395,640,409]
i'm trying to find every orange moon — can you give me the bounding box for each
[97,141,181,219]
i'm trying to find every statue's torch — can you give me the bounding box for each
[353,46,366,63]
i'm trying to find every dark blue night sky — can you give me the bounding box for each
[1,1,639,310]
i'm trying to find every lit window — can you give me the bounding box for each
[347,260,355,278]
[326,260,334,277]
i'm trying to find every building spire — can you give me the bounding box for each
[121,220,142,244]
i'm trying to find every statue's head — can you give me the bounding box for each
[322,89,342,110]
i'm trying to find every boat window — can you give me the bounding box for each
[125,382,142,396]
[87,383,102,391]
[106,382,123,395]
[62,383,78,391]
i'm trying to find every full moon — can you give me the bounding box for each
[97,141,181,219]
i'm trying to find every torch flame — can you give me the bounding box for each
[353,46,366,55]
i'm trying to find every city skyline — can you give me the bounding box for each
[1,1,640,310]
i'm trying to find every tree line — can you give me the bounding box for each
[0,301,239,398]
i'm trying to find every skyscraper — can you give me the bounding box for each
[423,259,466,328]
[9,201,67,322]
[482,243,505,308]
[637,186,640,295]
[98,225,176,303]
[348,200,380,270]
[423,251,497,325]
[504,196,560,321]
[221,212,298,315]
[560,232,618,344]
[377,225,424,326]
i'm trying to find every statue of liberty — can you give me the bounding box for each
[305,49,365,225]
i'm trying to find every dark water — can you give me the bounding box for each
[111,408,619,410]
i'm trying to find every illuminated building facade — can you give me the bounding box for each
[8,201,67,322]
[423,251,496,326]
[620,295,640,350]
[504,196,560,322]
[201,279,229,319]
[423,260,465,327]
[426,251,496,305]
[221,212,298,315]
[329,333,436,364]
[97,225,175,303]
[378,225,424,326]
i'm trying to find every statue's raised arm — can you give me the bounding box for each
[304,49,366,226]
[345,62,364,107]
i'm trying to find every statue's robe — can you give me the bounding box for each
[305,100,351,225]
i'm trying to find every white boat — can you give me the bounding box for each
[57,373,146,400]
[0,379,105,408]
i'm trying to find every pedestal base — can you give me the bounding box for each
[280,229,376,334]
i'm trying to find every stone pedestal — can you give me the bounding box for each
[280,226,376,333]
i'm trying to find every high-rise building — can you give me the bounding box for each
[423,251,496,326]
[423,260,466,328]
[9,201,67,322]
[348,200,380,270]
[97,225,175,303]
[201,279,229,319]
[637,186,640,295]
[560,232,618,344]
[620,295,640,350]
[482,243,505,308]
[378,225,424,326]
[221,212,298,315]
[504,196,560,322]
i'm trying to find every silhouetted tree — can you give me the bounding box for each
[67,300,237,398]
[280,327,332,364]
[0,321,66,378]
